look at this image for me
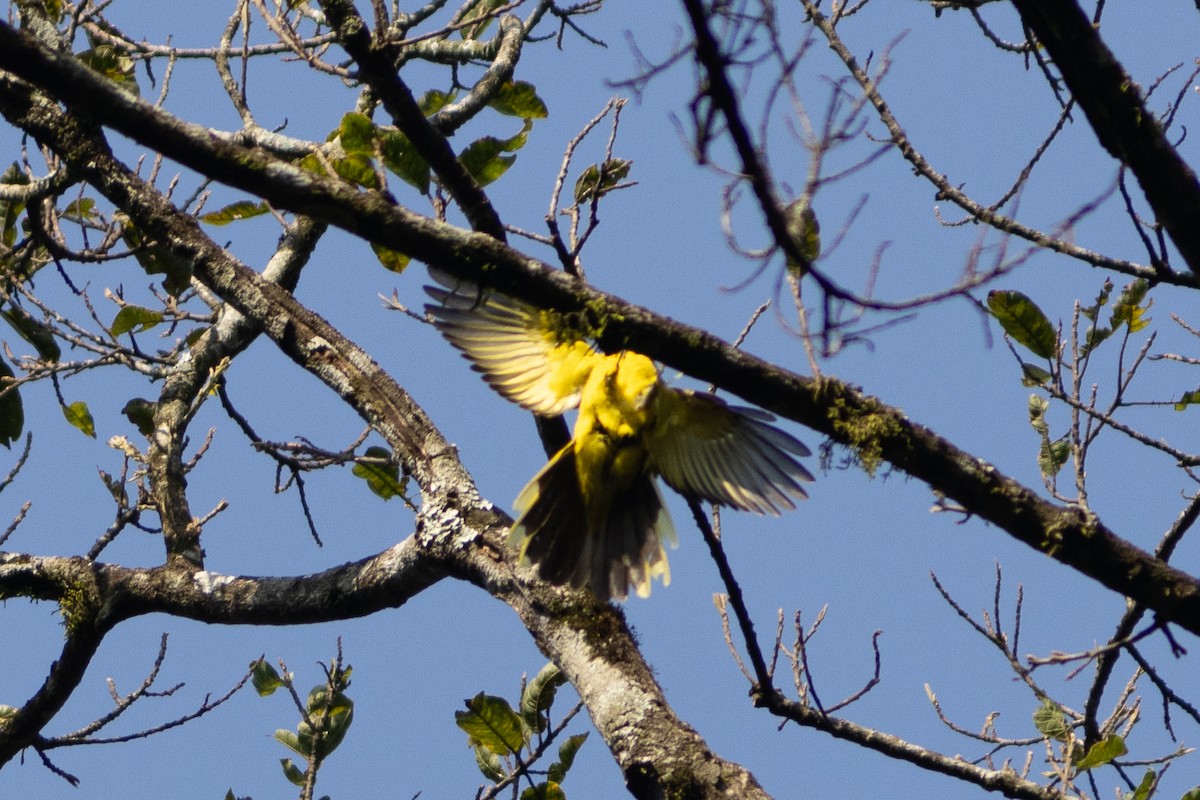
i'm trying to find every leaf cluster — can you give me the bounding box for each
[454,663,588,800]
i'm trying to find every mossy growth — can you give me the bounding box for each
[824,389,905,479]
[56,576,100,636]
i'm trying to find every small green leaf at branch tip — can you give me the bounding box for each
[62,400,96,438]
[62,197,98,224]
[1111,278,1152,333]
[2,307,61,362]
[251,658,285,696]
[573,159,633,203]
[1129,770,1156,800]
[110,306,164,337]
[352,446,406,499]
[279,757,306,787]
[0,356,24,448]
[458,0,505,39]
[1178,784,1200,800]
[121,398,156,437]
[1075,734,1127,769]
[520,662,565,734]
[1038,437,1070,479]
[199,200,270,225]
[548,732,588,784]
[1020,363,1052,387]
[337,112,376,155]
[987,289,1056,360]
[121,224,193,296]
[332,153,379,189]
[419,89,456,116]
[77,45,138,94]
[784,199,821,274]
[455,692,526,756]
[1032,698,1071,742]
[459,121,532,187]
[371,242,410,273]
[1027,394,1049,436]
[275,729,305,757]
[488,80,549,119]
[520,781,567,800]
[1174,387,1200,411]
[474,743,507,782]
[380,131,430,194]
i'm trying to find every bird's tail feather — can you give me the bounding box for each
[509,444,674,601]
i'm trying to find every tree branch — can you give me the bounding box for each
[1,22,1198,639]
[1008,0,1200,275]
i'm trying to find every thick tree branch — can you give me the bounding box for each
[1008,0,1200,274]
[319,0,507,240]
[0,23,1197,640]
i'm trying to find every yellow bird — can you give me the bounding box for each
[426,271,813,601]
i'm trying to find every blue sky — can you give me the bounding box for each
[2,1,1199,798]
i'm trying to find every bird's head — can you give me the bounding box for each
[613,353,661,411]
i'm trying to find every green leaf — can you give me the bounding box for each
[332,153,379,189]
[199,200,270,225]
[1027,394,1049,436]
[1038,436,1070,479]
[1080,323,1113,356]
[275,728,306,757]
[251,658,285,696]
[987,290,1057,359]
[351,446,406,499]
[1111,278,1151,332]
[1174,387,1200,411]
[223,790,236,800]
[548,732,588,784]
[455,693,526,756]
[1019,363,1051,387]
[473,742,507,782]
[2,306,61,361]
[419,89,456,115]
[1075,734,1126,769]
[338,112,377,155]
[460,138,517,187]
[459,121,531,188]
[784,199,821,273]
[110,306,164,337]
[521,782,567,800]
[279,757,306,787]
[62,198,99,224]
[520,662,565,734]
[121,397,157,437]
[77,45,138,94]
[296,685,354,758]
[1032,698,1071,742]
[122,224,193,296]
[1179,785,1200,800]
[63,400,96,439]
[380,130,430,194]
[0,163,28,250]
[573,158,633,204]
[782,200,820,275]
[1129,770,1156,800]
[488,80,548,119]
[41,0,63,22]
[459,0,504,39]
[0,356,24,448]
[371,242,410,273]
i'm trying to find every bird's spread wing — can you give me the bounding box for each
[649,390,813,514]
[424,270,598,415]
